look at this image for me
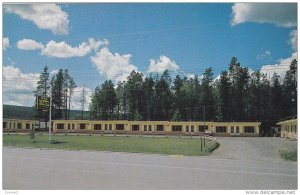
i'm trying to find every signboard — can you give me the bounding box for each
[36,96,50,111]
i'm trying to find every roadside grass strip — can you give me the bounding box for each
[3,134,219,156]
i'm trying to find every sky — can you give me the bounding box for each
[2,3,298,110]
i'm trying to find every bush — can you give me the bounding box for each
[279,149,297,161]
[205,140,220,153]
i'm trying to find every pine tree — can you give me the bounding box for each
[201,67,214,121]
[283,59,297,117]
[216,71,230,121]
[125,70,144,120]
[270,72,284,121]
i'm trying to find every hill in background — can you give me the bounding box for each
[3,105,89,120]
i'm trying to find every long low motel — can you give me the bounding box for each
[3,118,261,136]
[277,118,297,140]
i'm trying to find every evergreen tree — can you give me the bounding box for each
[283,59,297,117]
[270,72,284,121]
[201,67,215,121]
[125,70,144,120]
[34,66,50,97]
[215,71,230,121]
[154,70,173,121]
[228,57,250,121]
[142,76,155,120]
[50,69,76,120]
[172,75,183,120]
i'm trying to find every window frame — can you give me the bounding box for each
[79,123,86,130]
[116,124,125,130]
[94,124,102,130]
[132,125,140,131]
[216,126,227,133]
[57,123,65,130]
[156,125,164,131]
[172,125,182,132]
[244,126,255,133]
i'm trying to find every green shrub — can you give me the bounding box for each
[279,149,297,161]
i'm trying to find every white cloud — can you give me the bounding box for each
[42,38,104,58]
[4,4,69,35]
[17,39,44,50]
[147,55,180,73]
[185,73,195,80]
[3,37,9,50]
[50,69,59,75]
[231,3,297,27]
[70,86,92,111]
[289,29,297,51]
[260,52,297,79]
[90,47,138,82]
[3,66,39,106]
[256,50,271,60]
[16,38,105,58]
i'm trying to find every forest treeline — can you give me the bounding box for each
[89,57,297,135]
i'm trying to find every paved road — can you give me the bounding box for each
[3,137,297,190]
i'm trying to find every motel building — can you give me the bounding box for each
[277,118,297,140]
[48,120,261,137]
[3,118,263,136]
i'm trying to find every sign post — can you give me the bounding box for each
[36,94,51,142]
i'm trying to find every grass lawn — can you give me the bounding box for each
[3,134,219,156]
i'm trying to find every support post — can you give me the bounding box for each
[49,86,52,143]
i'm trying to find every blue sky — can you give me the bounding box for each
[2,3,297,108]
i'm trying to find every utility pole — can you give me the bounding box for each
[49,85,52,143]
[80,85,86,120]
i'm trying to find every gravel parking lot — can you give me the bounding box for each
[210,137,297,162]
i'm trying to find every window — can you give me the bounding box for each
[148,125,152,131]
[244,126,255,133]
[3,122,7,129]
[199,125,208,132]
[116,124,124,130]
[68,124,70,130]
[236,126,240,133]
[57,123,64,130]
[109,124,112,130]
[72,124,75,129]
[157,125,164,131]
[172,125,182,132]
[79,123,86,130]
[216,126,227,133]
[132,125,139,131]
[94,124,101,130]
[186,125,189,132]
[231,126,234,133]
[26,123,30,129]
[105,124,108,130]
[17,123,22,129]
[191,125,194,132]
[144,125,147,131]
